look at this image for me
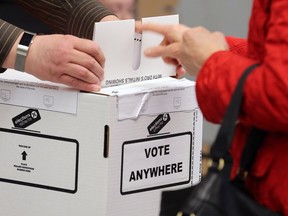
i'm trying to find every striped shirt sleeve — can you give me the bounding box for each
[14,0,115,39]
[0,0,114,69]
[0,19,23,70]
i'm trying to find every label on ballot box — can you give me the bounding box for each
[121,132,192,194]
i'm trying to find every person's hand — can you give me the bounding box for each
[139,23,229,77]
[176,27,229,77]
[25,34,105,92]
[138,23,189,77]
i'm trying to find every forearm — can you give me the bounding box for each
[196,51,255,124]
[0,19,23,70]
[14,0,117,39]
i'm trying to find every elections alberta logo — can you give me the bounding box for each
[12,109,41,129]
[147,113,171,135]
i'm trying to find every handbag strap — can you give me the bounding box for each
[209,63,259,162]
[236,127,267,178]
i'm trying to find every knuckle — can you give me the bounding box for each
[183,30,195,43]
[78,69,91,80]
[86,58,96,69]
[170,46,181,57]
[63,34,76,42]
[70,78,81,89]
[194,26,206,32]
[170,24,180,32]
[183,30,191,39]
[88,43,97,53]
[90,44,106,63]
[51,48,70,65]
[90,42,100,53]
[87,59,104,76]
[97,66,104,76]
[94,48,104,60]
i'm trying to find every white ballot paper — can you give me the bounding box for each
[93,15,179,88]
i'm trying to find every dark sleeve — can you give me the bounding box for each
[0,19,23,70]
[14,0,115,39]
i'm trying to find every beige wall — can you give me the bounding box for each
[136,0,179,19]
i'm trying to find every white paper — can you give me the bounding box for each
[0,69,78,114]
[100,77,198,120]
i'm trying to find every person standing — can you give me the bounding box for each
[139,0,288,215]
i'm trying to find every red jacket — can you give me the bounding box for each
[196,0,288,214]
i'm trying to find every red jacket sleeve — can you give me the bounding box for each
[226,36,248,57]
[196,0,288,133]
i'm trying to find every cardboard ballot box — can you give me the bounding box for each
[0,71,202,216]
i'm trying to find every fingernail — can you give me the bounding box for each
[92,85,101,92]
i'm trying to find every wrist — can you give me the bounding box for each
[100,15,119,22]
[14,31,36,72]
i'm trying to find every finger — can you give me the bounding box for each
[144,46,168,57]
[163,57,179,66]
[193,26,210,33]
[59,74,101,92]
[135,20,142,33]
[69,49,104,81]
[145,43,180,59]
[140,23,170,35]
[176,65,186,79]
[55,62,102,87]
[74,38,106,68]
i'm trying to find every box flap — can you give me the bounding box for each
[100,77,198,120]
[0,69,78,114]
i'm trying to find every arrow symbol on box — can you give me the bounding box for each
[22,151,27,160]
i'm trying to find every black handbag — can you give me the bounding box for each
[159,64,281,216]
